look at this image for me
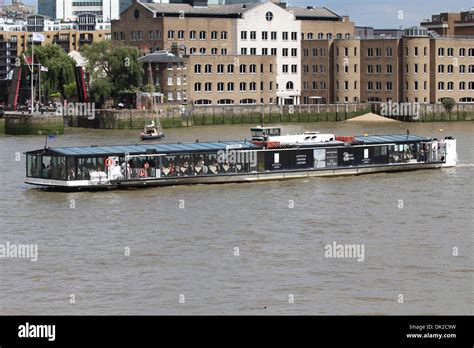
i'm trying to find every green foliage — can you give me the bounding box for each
[63,82,77,99]
[89,78,113,106]
[26,44,76,99]
[81,41,143,106]
[441,98,456,114]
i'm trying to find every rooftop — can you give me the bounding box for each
[141,2,340,20]
[354,134,430,144]
[33,140,259,157]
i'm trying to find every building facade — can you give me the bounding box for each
[38,0,121,21]
[421,9,474,36]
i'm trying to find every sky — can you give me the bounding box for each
[14,0,474,28]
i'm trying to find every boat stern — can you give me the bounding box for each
[442,137,457,167]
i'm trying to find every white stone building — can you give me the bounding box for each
[236,2,301,105]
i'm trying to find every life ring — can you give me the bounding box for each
[104,158,113,167]
[138,168,146,177]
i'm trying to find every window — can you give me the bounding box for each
[312,48,318,56]
[227,82,234,91]
[250,64,256,74]
[249,82,256,91]
[438,65,445,73]
[221,48,227,55]
[282,32,288,41]
[344,47,349,57]
[262,31,268,40]
[414,81,418,91]
[262,48,268,55]
[194,82,201,92]
[367,65,374,74]
[190,30,196,40]
[282,65,288,73]
[447,48,454,56]
[241,48,247,55]
[250,31,256,40]
[178,30,184,40]
[307,33,313,39]
[438,82,444,91]
[447,64,454,74]
[199,47,206,54]
[282,48,288,57]
[459,82,465,90]
[469,65,474,73]
[386,47,392,57]
[291,48,297,57]
[168,30,174,39]
[291,65,297,73]
[318,32,324,39]
[327,33,332,39]
[227,64,234,73]
[271,31,277,40]
[447,82,454,91]
[376,64,382,74]
[190,47,196,54]
[240,82,247,91]
[266,11,273,21]
[205,64,212,74]
[239,64,246,74]
[211,48,218,55]
[386,81,392,91]
[194,64,201,74]
[376,48,382,57]
[367,81,373,91]
[205,82,212,92]
[286,81,294,90]
[217,64,224,74]
[438,47,445,56]
[460,48,466,56]
[167,76,173,86]
[241,31,247,40]
[367,48,373,57]
[271,48,277,55]
[414,47,418,56]
[460,65,466,73]
[211,31,218,40]
[414,64,418,74]
[386,64,392,74]
[250,48,256,55]
[221,31,227,40]
[291,32,297,40]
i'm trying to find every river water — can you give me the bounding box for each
[0,121,472,315]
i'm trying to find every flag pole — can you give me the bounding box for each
[31,36,34,114]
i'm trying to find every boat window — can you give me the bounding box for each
[77,157,107,180]
[304,136,311,140]
[27,155,68,180]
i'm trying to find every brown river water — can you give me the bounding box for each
[0,121,472,314]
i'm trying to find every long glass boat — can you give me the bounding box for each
[24,127,457,190]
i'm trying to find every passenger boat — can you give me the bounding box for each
[140,120,164,141]
[24,126,457,190]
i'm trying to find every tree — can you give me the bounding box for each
[63,82,77,99]
[441,97,456,120]
[26,44,76,99]
[81,41,143,106]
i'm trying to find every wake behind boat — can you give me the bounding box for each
[24,126,457,190]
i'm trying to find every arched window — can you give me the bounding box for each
[327,33,333,39]
[194,82,202,92]
[194,64,201,74]
[318,32,324,39]
[227,64,234,73]
[190,47,196,54]
[286,81,294,90]
[240,98,256,104]
[218,99,234,105]
[190,30,196,40]
[211,48,218,55]
[307,32,313,39]
[194,99,211,105]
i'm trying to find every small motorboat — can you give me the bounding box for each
[140,120,165,141]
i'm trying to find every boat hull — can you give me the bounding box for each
[25,162,444,191]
